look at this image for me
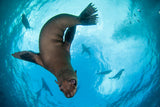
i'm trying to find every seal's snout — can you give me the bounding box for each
[66,94,72,98]
[58,79,77,98]
[65,92,74,98]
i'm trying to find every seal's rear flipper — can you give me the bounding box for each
[12,51,44,67]
[79,3,98,25]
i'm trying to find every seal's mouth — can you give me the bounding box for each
[66,94,73,98]
[65,79,77,98]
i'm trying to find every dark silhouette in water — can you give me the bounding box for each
[82,44,91,56]
[22,13,31,29]
[0,91,5,106]
[37,78,53,98]
[96,70,112,75]
[109,69,125,80]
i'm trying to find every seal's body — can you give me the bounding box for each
[12,3,98,98]
[39,14,78,76]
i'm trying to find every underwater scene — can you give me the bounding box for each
[0,0,160,107]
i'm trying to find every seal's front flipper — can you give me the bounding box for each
[64,26,76,51]
[65,26,76,44]
[12,51,44,67]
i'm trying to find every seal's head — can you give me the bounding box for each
[56,79,77,98]
[21,13,25,18]
[55,70,77,98]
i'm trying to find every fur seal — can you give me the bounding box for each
[82,44,91,56]
[97,70,112,75]
[109,69,125,80]
[37,78,53,98]
[12,3,98,98]
[22,13,31,29]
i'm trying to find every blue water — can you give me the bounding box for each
[0,0,160,107]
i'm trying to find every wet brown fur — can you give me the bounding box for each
[39,14,79,98]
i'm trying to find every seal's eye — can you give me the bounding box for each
[70,79,77,86]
